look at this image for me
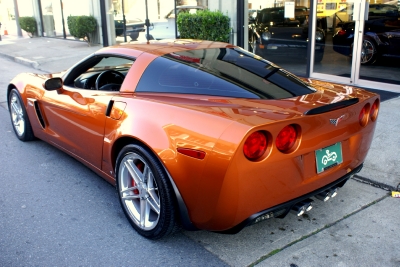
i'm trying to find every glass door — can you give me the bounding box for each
[41,0,64,38]
[310,0,366,86]
[246,0,313,77]
[311,0,400,91]
[357,1,400,88]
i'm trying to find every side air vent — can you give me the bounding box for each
[34,101,46,128]
[304,98,359,115]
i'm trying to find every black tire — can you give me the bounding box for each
[315,51,324,63]
[360,38,377,65]
[8,88,35,141]
[115,144,178,239]
[129,32,139,41]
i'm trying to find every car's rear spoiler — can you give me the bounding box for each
[304,98,359,115]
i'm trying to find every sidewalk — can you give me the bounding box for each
[0,35,399,267]
[0,35,99,73]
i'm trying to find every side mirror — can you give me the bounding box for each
[44,77,63,91]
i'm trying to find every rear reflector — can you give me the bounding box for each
[243,131,267,160]
[177,148,206,159]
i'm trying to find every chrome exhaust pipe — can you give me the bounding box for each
[329,187,338,198]
[291,199,314,216]
[315,190,331,202]
[316,187,338,201]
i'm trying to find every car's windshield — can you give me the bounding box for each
[88,57,133,71]
[136,47,315,99]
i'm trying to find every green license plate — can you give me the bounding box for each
[315,142,343,174]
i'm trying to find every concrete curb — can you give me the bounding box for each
[0,52,40,70]
[14,56,40,69]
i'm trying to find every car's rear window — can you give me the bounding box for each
[135,47,315,99]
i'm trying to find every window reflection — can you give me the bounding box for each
[247,0,314,77]
[112,0,209,43]
[246,0,400,86]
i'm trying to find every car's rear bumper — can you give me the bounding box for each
[217,163,362,234]
[255,41,325,58]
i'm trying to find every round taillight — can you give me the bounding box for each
[370,99,379,121]
[243,131,267,160]
[276,125,297,152]
[359,103,370,127]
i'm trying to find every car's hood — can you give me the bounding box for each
[133,79,376,126]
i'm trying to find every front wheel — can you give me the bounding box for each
[8,89,35,141]
[116,144,177,239]
[248,31,256,53]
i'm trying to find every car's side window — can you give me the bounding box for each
[65,56,134,91]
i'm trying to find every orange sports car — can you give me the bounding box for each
[7,40,379,239]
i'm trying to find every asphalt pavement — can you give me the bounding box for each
[0,34,399,267]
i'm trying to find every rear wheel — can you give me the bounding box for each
[360,38,377,65]
[116,144,177,239]
[129,32,139,41]
[8,89,35,141]
[314,51,324,63]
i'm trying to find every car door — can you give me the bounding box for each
[31,55,134,169]
[38,87,115,168]
[384,19,400,56]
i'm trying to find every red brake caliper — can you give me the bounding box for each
[131,162,144,195]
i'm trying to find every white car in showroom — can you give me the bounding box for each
[147,5,205,40]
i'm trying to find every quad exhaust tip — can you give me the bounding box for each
[291,199,314,216]
[330,187,338,198]
[316,191,330,202]
[316,187,338,202]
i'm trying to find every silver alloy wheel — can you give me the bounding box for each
[119,152,160,231]
[10,92,25,137]
[361,39,376,64]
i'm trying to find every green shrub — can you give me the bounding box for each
[67,15,97,45]
[67,16,78,37]
[19,17,37,37]
[177,10,230,42]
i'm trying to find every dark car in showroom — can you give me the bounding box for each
[250,6,326,62]
[115,17,146,41]
[332,4,400,65]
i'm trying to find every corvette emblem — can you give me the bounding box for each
[330,115,345,126]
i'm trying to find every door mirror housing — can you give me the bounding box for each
[44,77,63,91]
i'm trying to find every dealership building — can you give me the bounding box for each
[1,0,399,91]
